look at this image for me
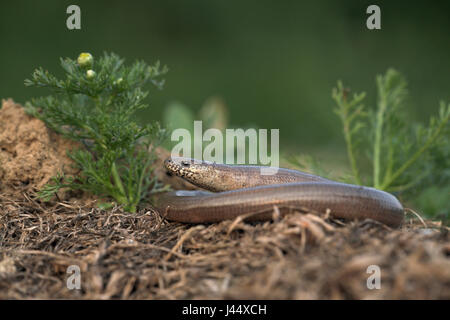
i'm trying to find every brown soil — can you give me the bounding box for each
[0,100,449,299]
[0,99,81,200]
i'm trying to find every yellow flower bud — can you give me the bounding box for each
[77,52,94,68]
[86,69,96,79]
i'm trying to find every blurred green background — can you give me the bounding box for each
[1,0,449,157]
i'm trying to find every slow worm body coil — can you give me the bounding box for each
[156,158,404,227]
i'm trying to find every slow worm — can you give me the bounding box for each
[155,158,404,227]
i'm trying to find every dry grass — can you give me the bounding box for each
[1,193,449,300]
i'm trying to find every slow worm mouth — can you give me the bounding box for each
[164,157,193,178]
[163,158,178,169]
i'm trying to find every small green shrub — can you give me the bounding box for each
[333,69,449,221]
[25,52,169,212]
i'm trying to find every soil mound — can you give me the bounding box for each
[0,99,80,199]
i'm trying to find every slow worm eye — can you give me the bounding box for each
[181,161,190,167]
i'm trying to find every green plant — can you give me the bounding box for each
[24,52,169,212]
[332,69,449,220]
[162,97,229,145]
